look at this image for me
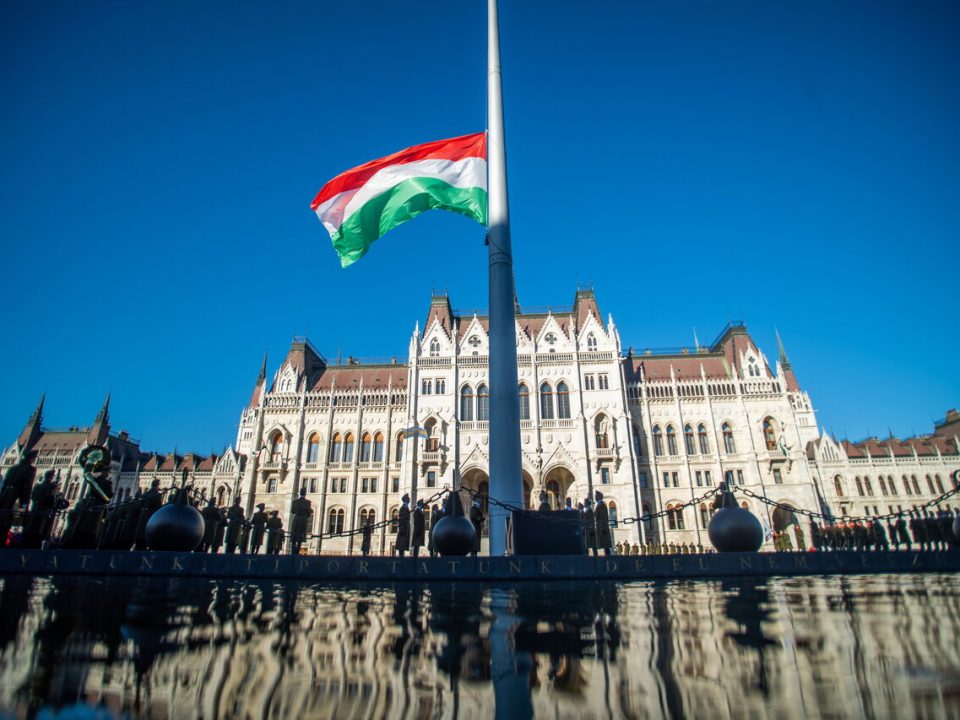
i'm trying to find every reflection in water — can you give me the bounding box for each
[0,574,959,718]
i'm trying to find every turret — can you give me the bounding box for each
[17,394,45,452]
[775,329,801,392]
[87,393,111,446]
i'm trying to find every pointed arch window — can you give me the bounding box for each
[926,475,935,494]
[855,477,864,496]
[389,507,399,534]
[306,433,320,463]
[912,476,921,495]
[327,507,345,534]
[460,385,474,421]
[477,383,490,421]
[834,475,844,497]
[595,415,610,449]
[697,424,709,454]
[359,507,376,527]
[540,382,554,420]
[586,333,597,351]
[653,426,663,456]
[360,432,372,462]
[763,418,777,451]
[684,425,695,455]
[722,423,736,454]
[343,433,355,462]
[518,383,530,420]
[372,432,384,462]
[330,433,342,462]
[902,475,911,495]
[864,477,873,496]
[609,501,618,528]
[395,432,404,462]
[556,382,571,419]
[429,338,440,357]
[936,475,945,494]
[269,432,283,463]
[878,477,888,496]
[666,426,678,456]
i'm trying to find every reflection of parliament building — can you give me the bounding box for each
[4,288,959,552]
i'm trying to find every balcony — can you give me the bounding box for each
[459,421,489,431]
[421,451,442,464]
[541,419,576,429]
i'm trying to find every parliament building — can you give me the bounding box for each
[4,288,959,553]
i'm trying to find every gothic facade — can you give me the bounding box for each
[5,288,959,553]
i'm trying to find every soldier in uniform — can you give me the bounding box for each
[809,520,822,551]
[211,504,227,554]
[360,515,373,556]
[537,491,551,513]
[909,511,925,550]
[411,499,426,557]
[134,479,163,550]
[793,524,805,551]
[395,494,411,556]
[923,510,942,551]
[265,511,284,555]
[290,487,313,555]
[594,491,613,556]
[887,517,899,550]
[581,498,597,555]
[428,503,442,557]
[0,453,37,546]
[871,518,889,551]
[896,514,911,551]
[250,503,268,554]
[22,470,57,549]
[200,499,221,552]
[469,499,484,557]
[224,498,245,554]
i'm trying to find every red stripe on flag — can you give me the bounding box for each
[311,132,486,210]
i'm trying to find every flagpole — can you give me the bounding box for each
[487,0,523,556]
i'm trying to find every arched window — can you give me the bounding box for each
[666,504,685,530]
[595,415,609,449]
[926,475,935,494]
[269,432,283,462]
[684,425,695,455]
[834,475,844,497]
[936,475,945,494]
[556,382,571,419]
[327,507,345,534]
[460,385,474,421]
[306,433,320,463]
[864,477,873,496]
[215,486,226,506]
[902,475,911,495]
[855,477,864,496]
[912,475,920,495]
[360,432,372,462]
[700,502,713,528]
[666,426,678,455]
[518,383,530,420]
[477,384,490,421]
[540,382,554,420]
[359,507,376,527]
[763,418,777,451]
[642,502,653,534]
[697,424,709,454]
[722,423,736,454]
[878,477,887,496]
[586,333,597,351]
[343,433,355,462]
[429,338,440,357]
[653,426,663,456]
[330,433,342,462]
[395,432,404,462]
[389,507,399,534]
[373,432,384,462]
[609,501,618,528]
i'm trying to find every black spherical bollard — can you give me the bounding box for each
[433,490,476,556]
[145,490,204,551]
[708,507,764,552]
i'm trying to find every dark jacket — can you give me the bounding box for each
[395,504,411,551]
[411,506,426,547]
[290,497,313,543]
[594,500,612,549]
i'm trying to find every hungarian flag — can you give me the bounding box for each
[311,132,488,267]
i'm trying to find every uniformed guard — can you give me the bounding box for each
[224,497,245,554]
[594,490,613,556]
[469,499,484,556]
[265,511,283,555]
[360,516,373,556]
[896,515,910,551]
[428,502,442,557]
[411,499,426,557]
[200,499,221,552]
[290,487,313,555]
[250,503,268,554]
[395,494,411,556]
[22,470,56,549]
[581,499,597,555]
[793,524,805,551]
[537,491,551,513]
[212,505,227,554]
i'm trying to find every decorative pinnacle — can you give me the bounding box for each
[258,350,268,382]
[774,328,791,368]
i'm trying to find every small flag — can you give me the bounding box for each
[311,133,488,267]
[401,426,430,440]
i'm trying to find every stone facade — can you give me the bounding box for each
[5,288,959,553]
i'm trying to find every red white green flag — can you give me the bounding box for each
[311,132,488,268]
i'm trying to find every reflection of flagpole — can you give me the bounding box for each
[487,0,522,556]
[490,589,533,719]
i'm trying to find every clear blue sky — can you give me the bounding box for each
[1,0,958,454]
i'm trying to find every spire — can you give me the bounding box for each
[18,394,45,451]
[774,328,791,369]
[95,392,111,423]
[258,350,268,382]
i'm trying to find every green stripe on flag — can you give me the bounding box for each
[331,177,488,268]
